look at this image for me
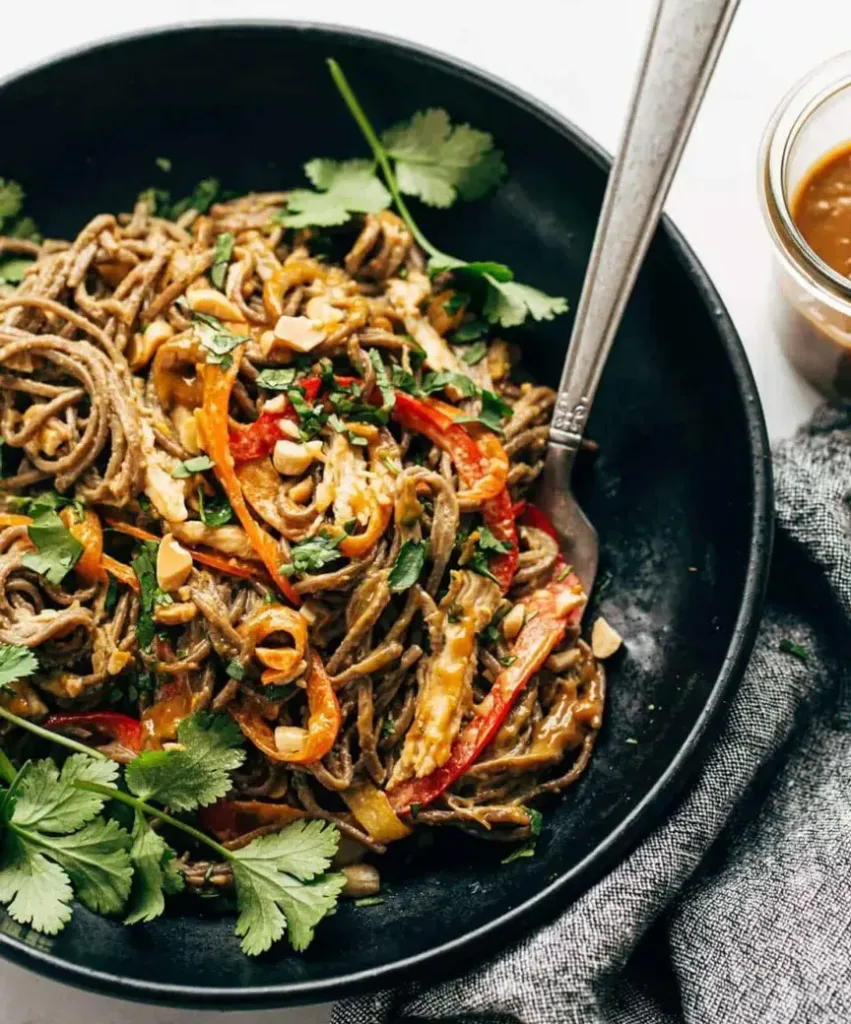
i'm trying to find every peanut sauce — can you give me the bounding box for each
[792,141,851,276]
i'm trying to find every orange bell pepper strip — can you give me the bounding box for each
[141,637,195,747]
[103,516,268,583]
[59,507,107,583]
[196,799,306,842]
[101,555,141,594]
[0,513,34,528]
[195,356,300,604]
[239,605,308,685]
[228,651,340,764]
[387,505,585,816]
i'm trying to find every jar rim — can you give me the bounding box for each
[760,50,851,306]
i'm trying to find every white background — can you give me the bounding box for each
[0,0,841,1020]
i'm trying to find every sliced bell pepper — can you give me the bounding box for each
[228,650,340,764]
[387,505,585,816]
[0,513,35,528]
[59,507,107,584]
[391,390,518,593]
[196,356,300,604]
[197,799,306,842]
[239,605,308,685]
[101,554,142,594]
[230,378,322,464]
[104,517,268,583]
[44,711,144,756]
[142,637,195,747]
[341,781,412,843]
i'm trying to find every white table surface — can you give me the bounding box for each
[0,0,842,1019]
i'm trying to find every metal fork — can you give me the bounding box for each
[536,0,740,593]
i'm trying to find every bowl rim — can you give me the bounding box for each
[0,18,774,1008]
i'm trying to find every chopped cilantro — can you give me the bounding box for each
[172,455,214,479]
[389,541,426,593]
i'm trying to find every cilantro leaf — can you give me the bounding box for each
[10,755,118,834]
[0,179,24,222]
[286,386,327,439]
[465,525,513,583]
[172,455,214,479]
[256,367,297,391]
[230,819,345,954]
[525,807,543,837]
[482,278,568,328]
[452,321,488,344]
[124,711,246,812]
[287,532,345,575]
[458,339,488,366]
[193,311,249,368]
[198,488,233,527]
[0,834,74,934]
[389,540,426,593]
[0,754,132,930]
[280,159,390,229]
[170,178,219,219]
[501,842,535,864]
[131,540,159,650]
[48,817,133,915]
[0,644,38,693]
[210,232,234,291]
[457,389,513,434]
[138,187,172,218]
[420,371,478,398]
[0,258,34,285]
[6,216,40,243]
[124,812,184,925]
[477,526,513,555]
[368,349,396,414]
[382,109,505,208]
[21,510,83,585]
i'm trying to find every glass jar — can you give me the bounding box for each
[760,51,851,398]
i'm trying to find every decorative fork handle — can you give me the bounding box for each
[549,0,740,455]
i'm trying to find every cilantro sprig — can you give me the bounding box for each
[0,706,344,955]
[279,159,391,228]
[324,60,568,329]
[0,179,41,286]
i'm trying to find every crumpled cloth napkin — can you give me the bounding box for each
[334,405,851,1024]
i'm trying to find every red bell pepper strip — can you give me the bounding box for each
[520,502,560,542]
[391,391,518,593]
[229,378,323,463]
[43,711,144,755]
[387,504,585,815]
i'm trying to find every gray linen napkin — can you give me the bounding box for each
[333,405,851,1024]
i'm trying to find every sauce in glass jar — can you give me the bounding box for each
[760,53,851,398]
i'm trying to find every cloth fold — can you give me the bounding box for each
[334,406,851,1024]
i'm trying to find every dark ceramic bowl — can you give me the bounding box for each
[0,22,772,1008]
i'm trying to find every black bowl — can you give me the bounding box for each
[0,22,772,1008]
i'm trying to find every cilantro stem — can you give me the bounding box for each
[73,780,232,862]
[0,748,17,785]
[326,59,448,264]
[0,705,108,760]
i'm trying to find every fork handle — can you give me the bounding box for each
[549,0,740,454]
